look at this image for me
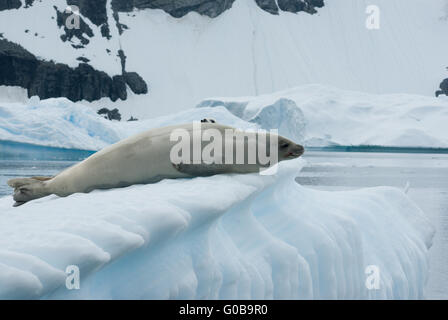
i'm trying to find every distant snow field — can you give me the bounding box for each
[0,159,434,299]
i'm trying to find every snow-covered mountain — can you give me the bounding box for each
[0,0,323,114]
[1,0,448,118]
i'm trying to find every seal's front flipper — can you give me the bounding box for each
[172,162,230,177]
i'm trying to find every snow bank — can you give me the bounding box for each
[0,158,434,299]
[198,85,448,148]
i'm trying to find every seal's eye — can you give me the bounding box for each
[280,143,289,148]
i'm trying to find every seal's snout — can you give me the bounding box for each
[286,144,304,158]
[294,144,305,156]
[279,138,304,159]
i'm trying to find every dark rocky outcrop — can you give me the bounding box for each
[0,39,38,89]
[124,72,148,94]
[97,107,122,121]
[55,6,94,47]
[110,0,324,18]
[112,75,127,100]
[76,56,90,63]
[111,0,236,18]
[0,0,21,11]
[67,0,108,26]
[117,49,126,73]
[112,10,126,35]
[277,0,324,14]
[435,78,448,97]
[127,116,138,121]
[52,0,325,32]
[27,62,129,102]
[66,0,112,40]
[96,107,139,122]
[0,38,128,102]
[115,50,147,93]
[255,0,279,15]
[24,0,33,8]
[100,23,111,39]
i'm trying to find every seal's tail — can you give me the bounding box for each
[7,176,53,207]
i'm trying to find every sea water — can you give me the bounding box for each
[0,141,446,299]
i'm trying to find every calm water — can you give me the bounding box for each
[0,140,92,199]
[0,144,447,299]
[0,160,76,198]
[298,151,448,300]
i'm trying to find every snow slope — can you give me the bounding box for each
[0,0,122,76]
[1,85,447,150]
[2,0,448,118]
[115,0,448,117]
[0,158,434,299]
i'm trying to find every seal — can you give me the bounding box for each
[8,121,304,206]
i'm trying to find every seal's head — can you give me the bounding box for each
[277,136,304,160]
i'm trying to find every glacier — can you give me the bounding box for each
[0,158,434,299]
[1,84,448,150]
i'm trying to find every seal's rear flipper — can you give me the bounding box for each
[7,176,52,188]
[7,177,52,207]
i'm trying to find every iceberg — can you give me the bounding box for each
[198,85,448,148]
[0,158,434,299]
[198,97,306,143]
[0,96,256,151]
[1,85,447,151]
